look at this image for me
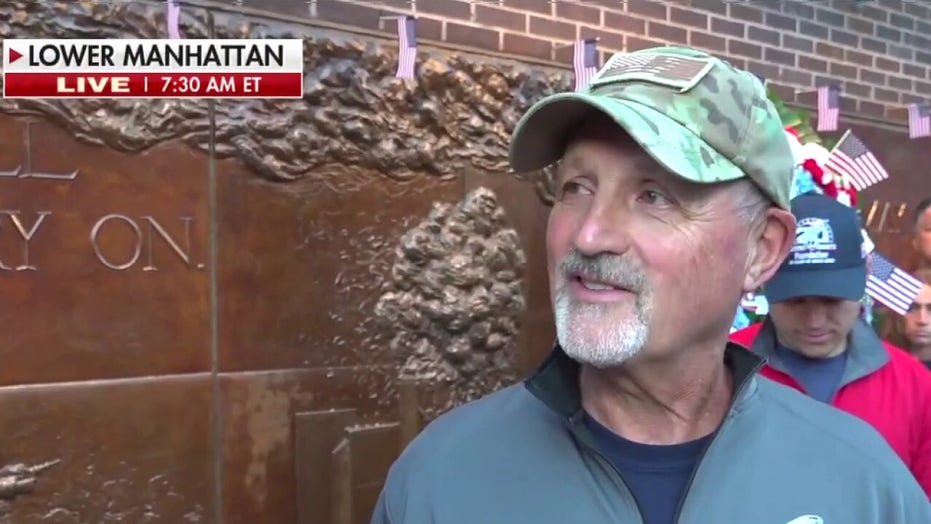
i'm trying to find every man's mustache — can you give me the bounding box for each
[559,250,647,292]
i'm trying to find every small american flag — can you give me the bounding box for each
[824,131,888,191]
[573,39,598,91]
[595,53,710,84]
[395,16,417,79]
[866,253,923,315]
[167,0,181,39]
[816,85,840,132]
[907,102,931,139]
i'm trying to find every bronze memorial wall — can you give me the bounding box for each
[0,1,926,523]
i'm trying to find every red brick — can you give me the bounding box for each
[747,61,780,81]
[725,56,746,69]
[647,21,687,44]
[764,47,795,67]
[689,32,726,54]
[916,80,931,96]
[416,17,443,41]
[530,16,576,40]
[845,49,872,67]
[446,23,500,52]
[669,7,707,29]
[875,57,900,73]
[626,36,664,52]
[748,26,780,46]
[502,0,551,16]
[844,80,871,98]
[711,17,744,38]
[579,27,625,52]
[729,3,762,23]
[416,0,470,19]
[888,75,912,91]
[502,33,552,60]
[815,42,845,61]
[728,40,762,60]
[829,62,858,80]
[903,64,927,80]
[475,5,526,32]
[859,69,885,85]
[627,0,667,20]
[846,16,873,34]
[555,2,601,25]
[799,55,828,73]
[873,87,900,104]
[315,0,387,30]
[859,100,885,118]
[780,68,812,86]
[860,4,888,22]
[603,11,645,34]
[905,2,929,18]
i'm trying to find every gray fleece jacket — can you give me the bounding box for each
[371,344,931,524]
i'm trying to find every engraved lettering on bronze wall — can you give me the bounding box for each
[0,210,51,271]
[0,121,204,273]
[90,214,199,271]
[0,122,78,180]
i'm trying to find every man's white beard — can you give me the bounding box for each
[553,287,653,368]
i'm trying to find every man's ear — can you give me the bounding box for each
[744,208,795,293]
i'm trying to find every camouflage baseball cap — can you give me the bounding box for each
[509,46,793,209]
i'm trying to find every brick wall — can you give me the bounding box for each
[304,0,931,123]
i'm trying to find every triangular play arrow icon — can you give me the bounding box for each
[8,48,22,64]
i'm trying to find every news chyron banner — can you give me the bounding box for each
[2,39,304,99]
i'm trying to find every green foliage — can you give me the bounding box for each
[766,88,837,150]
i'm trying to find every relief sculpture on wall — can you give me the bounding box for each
[375,187,526,420]
[0,1,572,520]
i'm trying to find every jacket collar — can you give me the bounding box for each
[524,343,765,421]
[751,317,889,387]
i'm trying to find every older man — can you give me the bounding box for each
[371,47,930,523]
[730,192,931,497]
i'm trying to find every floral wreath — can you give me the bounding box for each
[783,126,858,207]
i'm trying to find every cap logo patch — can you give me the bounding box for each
[789,217,837,265]
[589,52,714,92]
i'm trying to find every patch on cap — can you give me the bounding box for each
[589,52,715,93]
[788,217,838,266]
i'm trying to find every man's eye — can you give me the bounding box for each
[638,189,669,205]
[561,182,592,196]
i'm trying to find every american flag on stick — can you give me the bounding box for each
[573,39,598,91]
[907,102,931,139]
[395,15,417,79]
[824,130,888,191]
[866,253,923,315]
[166,0,181,39]
[816,85,840,132]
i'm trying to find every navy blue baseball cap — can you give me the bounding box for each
[765,192,867,303]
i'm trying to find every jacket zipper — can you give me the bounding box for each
[670,358,765,523]
[572,430,647,524]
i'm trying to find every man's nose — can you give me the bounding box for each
[573,200,632,257]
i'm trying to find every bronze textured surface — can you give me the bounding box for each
[217,366,395,524]
[0,374,214,523]
[0,117,211,386]
[215,161,462,372]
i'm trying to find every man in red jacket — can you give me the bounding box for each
[731,192,931,498]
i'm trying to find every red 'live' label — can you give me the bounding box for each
[2,72,303,98]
